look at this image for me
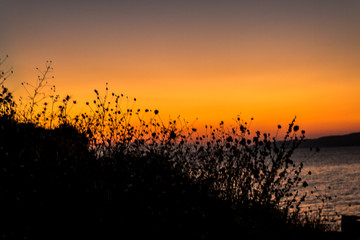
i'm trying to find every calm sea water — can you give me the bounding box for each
[292,146,360,225]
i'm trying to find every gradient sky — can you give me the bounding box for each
[1,0,360,138]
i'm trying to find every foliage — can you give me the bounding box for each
[0,60,337,239]
[0,55,15,119]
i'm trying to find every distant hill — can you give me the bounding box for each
[300,132,360,148]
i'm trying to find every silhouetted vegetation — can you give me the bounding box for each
[0,60,337,239]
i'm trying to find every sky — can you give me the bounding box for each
[1,0,360,138]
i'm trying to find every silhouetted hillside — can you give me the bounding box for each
[0,116,335,240]
[0,117,291,239]
[0,77,339,239]
[300,132,360,148]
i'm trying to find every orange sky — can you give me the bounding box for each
[1,1,360,138]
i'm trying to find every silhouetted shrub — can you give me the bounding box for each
[0,62,335,239]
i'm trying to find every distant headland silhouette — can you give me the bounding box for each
[300,132,360,148]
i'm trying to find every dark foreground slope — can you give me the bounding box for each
[0,117,334,240]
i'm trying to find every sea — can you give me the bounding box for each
[292,146,360,227]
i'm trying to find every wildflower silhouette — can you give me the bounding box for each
[0,60,337,239]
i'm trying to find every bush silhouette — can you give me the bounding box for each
[0,61,336,239]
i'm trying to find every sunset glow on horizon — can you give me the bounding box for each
[2,0,360,138]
